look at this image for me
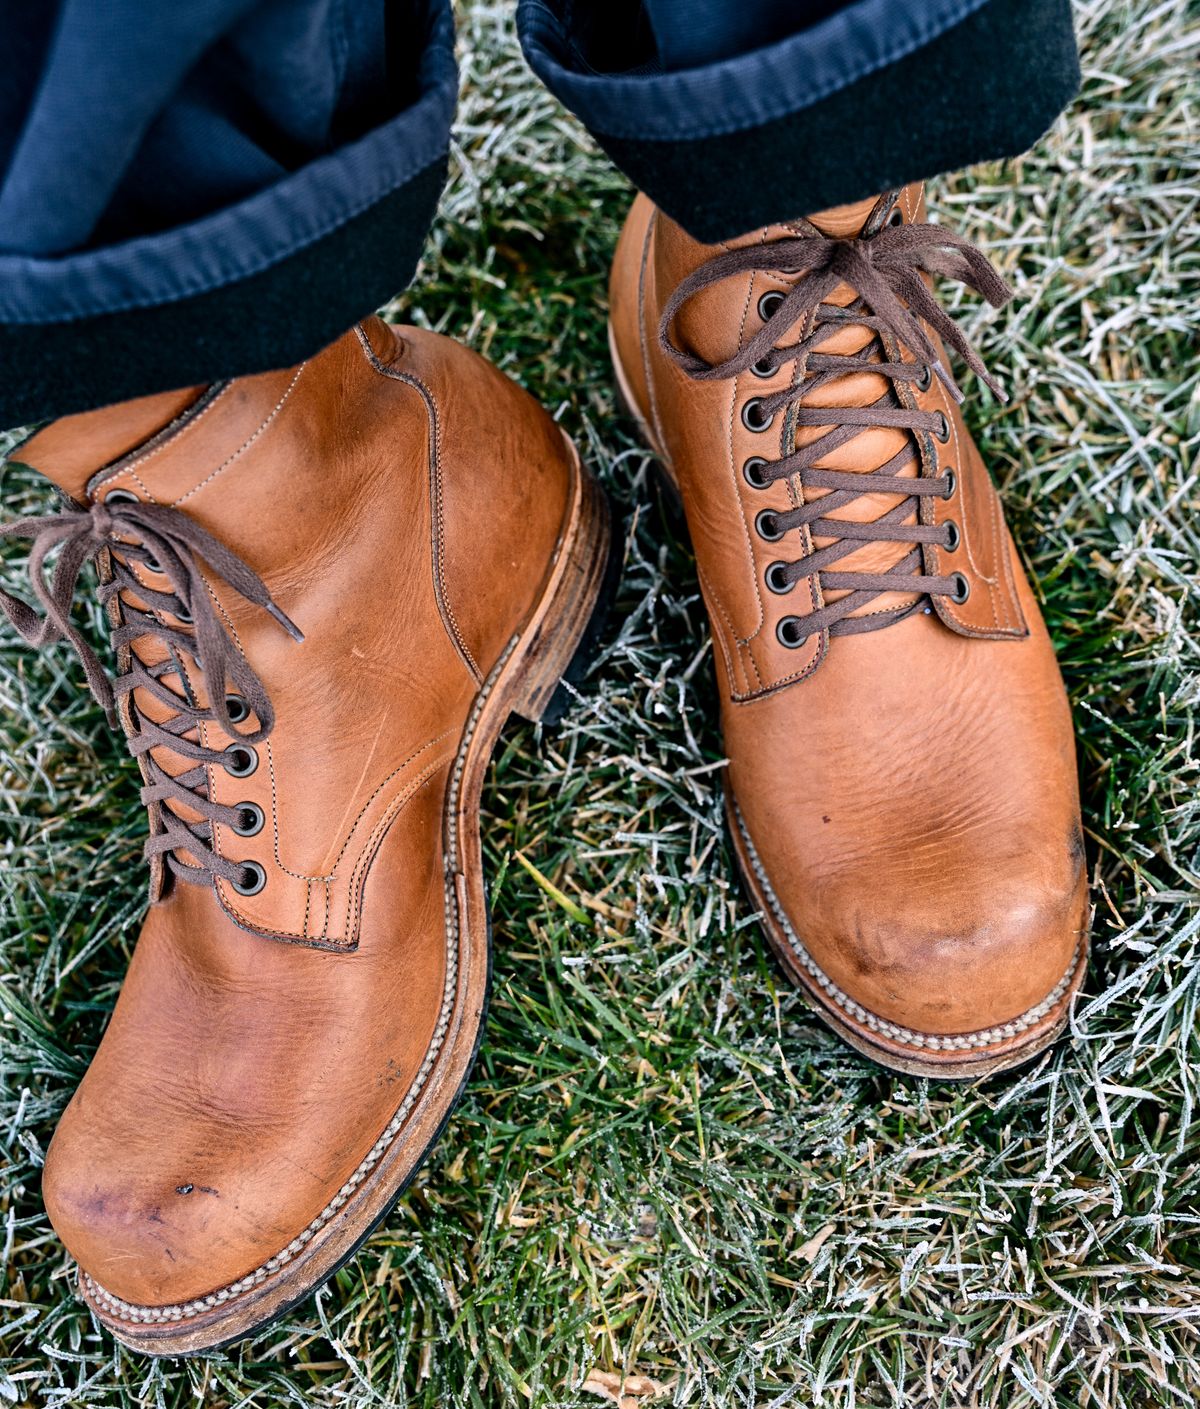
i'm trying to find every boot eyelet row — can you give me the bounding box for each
[742,398,775,433]
[776,616,808,649]
[231,802,264,838]
[103,489,197,621]
[223,744,258,778]
[231,860,266,896]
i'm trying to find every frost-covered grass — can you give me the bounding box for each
[2,1,1198,1404]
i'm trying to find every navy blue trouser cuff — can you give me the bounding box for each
[520,0,1079,243]
[0,0,1079,427]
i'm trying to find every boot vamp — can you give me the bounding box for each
[724,538,1087,1037]
[43,756,453,1308]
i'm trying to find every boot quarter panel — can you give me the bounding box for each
[84,324,480,949]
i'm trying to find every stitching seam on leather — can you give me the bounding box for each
[339,756,450,942]
[354,324,483,684]
[943,406,1002,632]
[88,384,235,504]
[636,210,672,472]
[217,752,451,944]
[726,633,825,701]
[693,562,739,692]
[174,369,306,506]
[730,282,766,645]
[258,729,455,886]
[995,488,1026,635]
[984,468,1016,630]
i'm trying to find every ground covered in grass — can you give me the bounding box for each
[2,1,1199,1405]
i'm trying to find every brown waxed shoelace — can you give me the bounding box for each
[0,495,302,889]
[658,210,1014,638]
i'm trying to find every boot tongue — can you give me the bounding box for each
[12,385,207,502]
[655,195,890,370]
[791,189,923,618]
[803,194,884,238]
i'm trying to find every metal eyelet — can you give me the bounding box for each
[231,860,266,896]
[915,364,932,392]
[175,603,193,625]
[950,573,971,604]
[944,520,961,552]
[758,290,785,321]
[765,562,795,595]
[742,398,774,433]
[104,488,139,505]
[743,457,771,490]
[230,802,265,838]
[224,694,250,725]
[933,411,951,443]
[887,207,904,227]
[755,509,784,542]
[142,554,161,573]
[940,469,957,499]
[223,744,258,778]
[751,357,775,379]
[776,616,808,649]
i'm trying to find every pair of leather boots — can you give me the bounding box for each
[2,185,1088,1353]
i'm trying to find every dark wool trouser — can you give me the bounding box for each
[0,0,1080,429]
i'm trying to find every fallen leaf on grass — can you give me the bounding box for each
[794,1221,836,1263]
[582,1369,669,1408]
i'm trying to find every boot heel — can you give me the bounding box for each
[511,446,616,726]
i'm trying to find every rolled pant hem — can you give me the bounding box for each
[0,158,447,430]
[522,0,1081,243]
[0,0,1080,427]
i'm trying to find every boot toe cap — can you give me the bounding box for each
[738,810,1089,1053]
[43,1094,289,1314]
[821,878,1089,1050]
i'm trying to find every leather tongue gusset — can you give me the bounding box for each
[801,193,889,240]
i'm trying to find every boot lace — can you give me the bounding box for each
[658,205,1013,639]
[0,493,302,890]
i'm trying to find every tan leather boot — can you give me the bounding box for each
[2,319,611,1352]
[609,185,1088,1079]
